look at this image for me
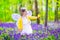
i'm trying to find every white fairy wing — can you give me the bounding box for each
[27,10,32,16]
[12,13,20,21]
[27,10,32,24]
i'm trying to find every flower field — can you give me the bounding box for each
[0,23,60,40]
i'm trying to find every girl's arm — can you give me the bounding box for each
[28,15,40,20]
[28,16,37,20]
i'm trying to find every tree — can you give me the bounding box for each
[44,0,48,27]
[55,0,59,22]
[35,0,40,24]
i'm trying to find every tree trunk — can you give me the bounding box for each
[55,0,59,22]
[45,0,48,27]
[35,0,40,24]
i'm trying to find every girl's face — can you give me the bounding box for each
[20,9,27,16]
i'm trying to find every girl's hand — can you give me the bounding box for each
[37,15,40,19]
[18,29,22,32]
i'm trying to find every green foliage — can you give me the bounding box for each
[0,27,4,31]
[0,0,60,23]
[58,34,60,40]
[44,35,56,40]
[0,33,10,40]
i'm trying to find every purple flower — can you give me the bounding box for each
[14,33,21,40]
[0,31,2,34]
[0,23,16,28]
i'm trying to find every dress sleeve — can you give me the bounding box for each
[17,18,23,31]
[28,16,37,20]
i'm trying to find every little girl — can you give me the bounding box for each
[17,7,39,35]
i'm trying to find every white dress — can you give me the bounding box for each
[21,17,33,35]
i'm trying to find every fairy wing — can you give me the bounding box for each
[27,10,32,16]
[27,10,32,24]
[12,13,21,21]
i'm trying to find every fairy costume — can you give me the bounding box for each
[12,7,39,35]
[17,16,37,35]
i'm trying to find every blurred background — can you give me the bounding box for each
[0,0,60,24]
